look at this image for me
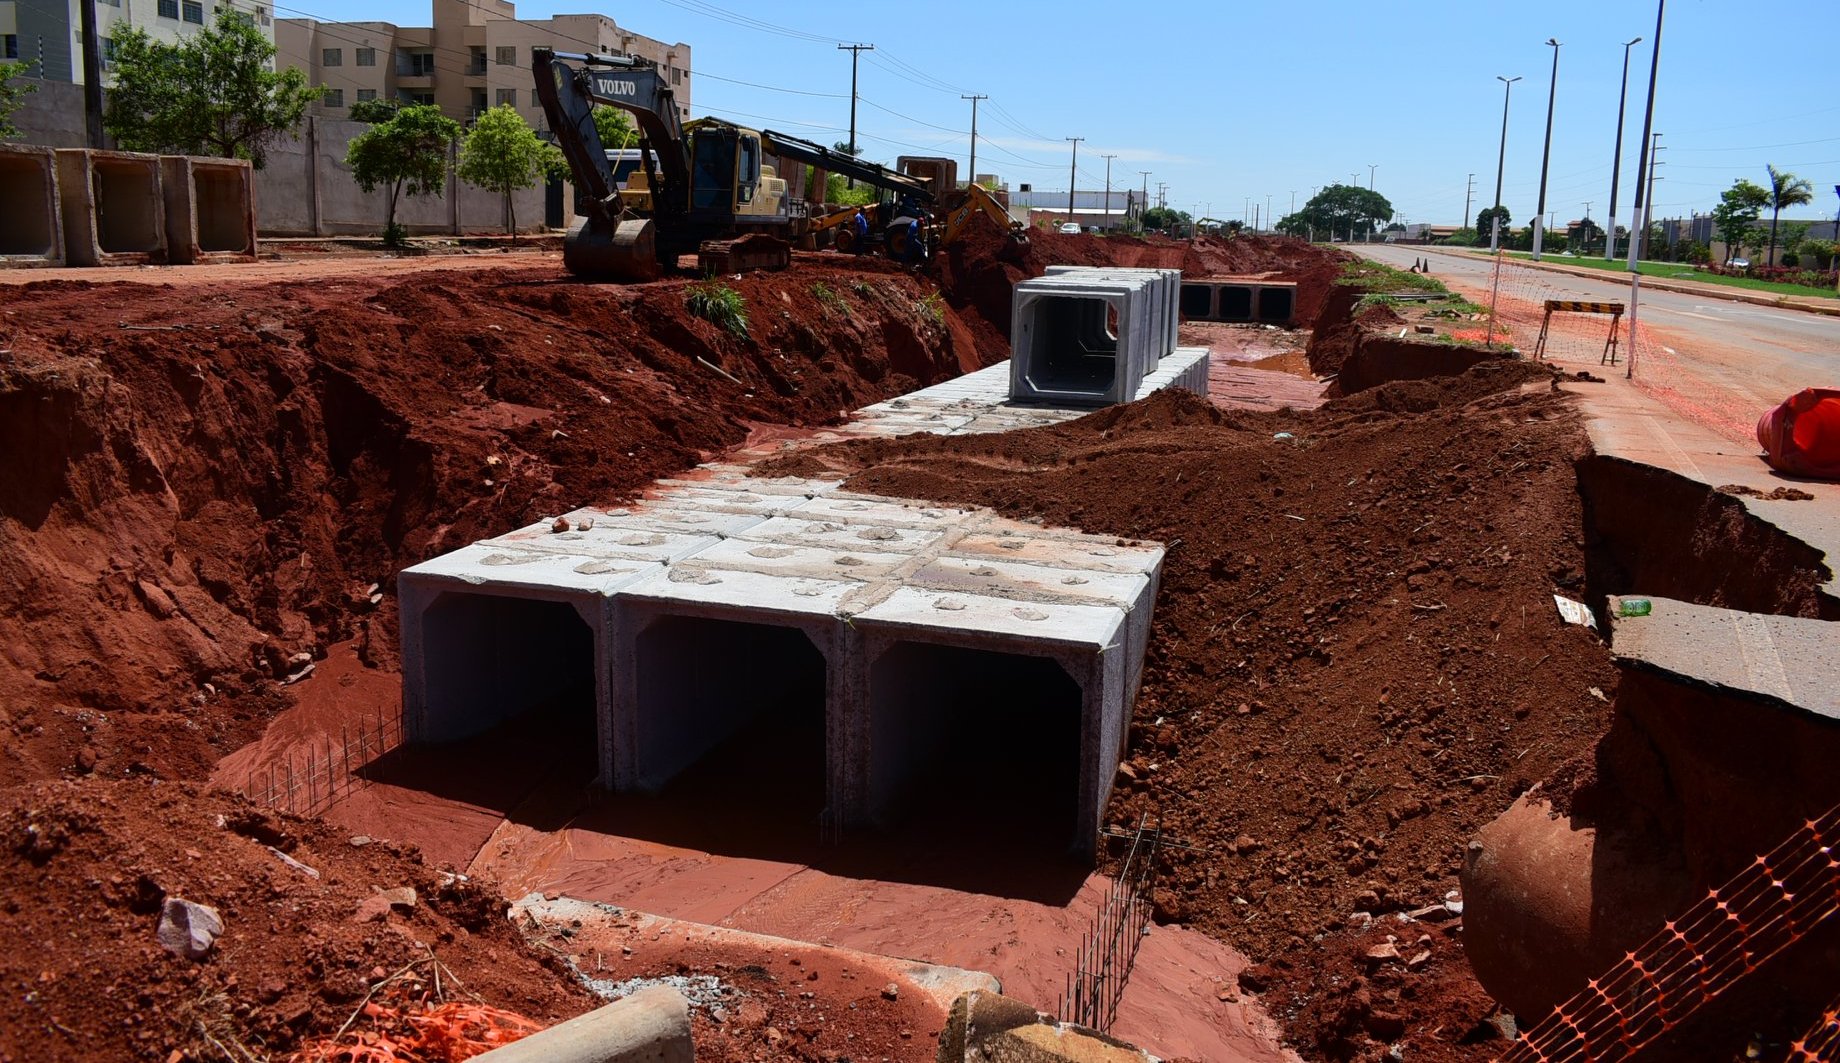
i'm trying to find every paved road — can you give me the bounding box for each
[1352,245,1840,400]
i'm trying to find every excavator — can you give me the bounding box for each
[531,47,1026,280]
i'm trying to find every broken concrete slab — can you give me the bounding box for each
[1607,595,1839,720]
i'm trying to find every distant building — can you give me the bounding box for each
[1,0,274,85]
[1011,189,1136,231]
[275,0,690,133]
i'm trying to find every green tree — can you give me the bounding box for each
[348,96,402,124]
[1711,178,1769,263]
[346,103,460,245]
[1473,205,1512,245]
[458,104,563,237]
[591,104,634,151]
[103,15,320,167]
[0,61,36,141]
[1278,184,1393,242]
[1764,164,1814,266]
[1141,206,1191,232]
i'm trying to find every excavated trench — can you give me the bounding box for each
[1578,455,1836,619]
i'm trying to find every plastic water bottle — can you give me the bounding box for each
[1617,597,1652,617]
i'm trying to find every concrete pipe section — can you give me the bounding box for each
[161,156,258,264]
[1042,265,1182,362]
[471,984,693,1063]
[56,149,168,266]
[0,144,65,267]
[400,475,1163,860]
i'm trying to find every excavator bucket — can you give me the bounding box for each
[563,217,662,282]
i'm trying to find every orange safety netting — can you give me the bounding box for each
[295,992,545,1063]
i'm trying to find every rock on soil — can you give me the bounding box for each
[0,778,596,1061]
[758,361,1619,1060]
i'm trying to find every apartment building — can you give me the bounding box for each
[275,0,690,132]
[1,0,274,84]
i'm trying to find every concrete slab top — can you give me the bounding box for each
[403,541,662,597]
[1609,595,1840,721]
[851,585,1127,649]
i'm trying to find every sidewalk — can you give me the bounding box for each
[1436,247,1840,318]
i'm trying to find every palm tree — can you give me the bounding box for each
[1765,164,1815,267]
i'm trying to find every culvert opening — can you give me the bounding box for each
[869,641,1083,856]
[1257,286,1295,323]
[1022,294,1120,394]
[1180,283,1213,318]
[195,167,250,252]
[632,616,826,807]
[1218,286,1253,322]
[417,592,596,759]
[94,160,162,254]
[0,157,54,256]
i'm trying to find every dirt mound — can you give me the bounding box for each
[0,777,595,1061]
[757,364,1619,1056]
[1326,352,1549,409]
[935,218,1350,357]
[0,264,972,788]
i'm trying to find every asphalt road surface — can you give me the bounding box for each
[1352,244,1840,407]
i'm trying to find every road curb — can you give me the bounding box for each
[1417,249,1840,319]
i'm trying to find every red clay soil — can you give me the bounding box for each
[757,362,1620,1060]
[0,776,597,1062]
[0,262,973,790]
[936,217,1351,357]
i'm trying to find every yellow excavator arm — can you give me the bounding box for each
[941,183,1029,247]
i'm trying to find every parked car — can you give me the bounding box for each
[1058,222,1082,235]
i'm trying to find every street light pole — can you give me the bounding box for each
[1624,0,1666,380]
[1606,36,1643,260]
[1101,154,1116,231]
[1492,75,1521,251]
[1065,137,1083,225]
[1463,173,1476,230]
[1532,39,1561,261]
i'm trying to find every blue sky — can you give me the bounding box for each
[290,0,1840,228]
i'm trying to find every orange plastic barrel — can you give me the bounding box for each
[1756,387,1840,479]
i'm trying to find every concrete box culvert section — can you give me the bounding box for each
[0,144,64,266]
[161,156,257,263]
[1010,276,1160,407]
[55,149,168,266]
[1043,266,1181,361]
[1178,279,1298,326]
[400,476,1163,861]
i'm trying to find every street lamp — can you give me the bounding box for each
[1492,75,1522,251]
[1606,36,1643,260]
[1531,39,1561,261]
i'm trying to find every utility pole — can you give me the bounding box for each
[837,44,873,187]
[1607,36,1643,260]
[79,0,104,147]
[1139,171,1151,222]
[1624,0,1666,380]
[1368,164,1377,190]
[1492,76,1521,251]
[1532,39,1561,260]
[1463,173,1476,229]
[961,94,986,188]
[1265,194,1272,232]
[1644,133,1664,249]
[1065,137,1083,224]
[1101,153,1117,231]
[1157,182,1167,210]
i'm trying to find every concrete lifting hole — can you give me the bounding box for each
[867,641,1083,850]
[0,147,61,262]
[412,591,597,745]
[626,615,827,799]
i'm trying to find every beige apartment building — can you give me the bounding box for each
[275,0,690,134]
